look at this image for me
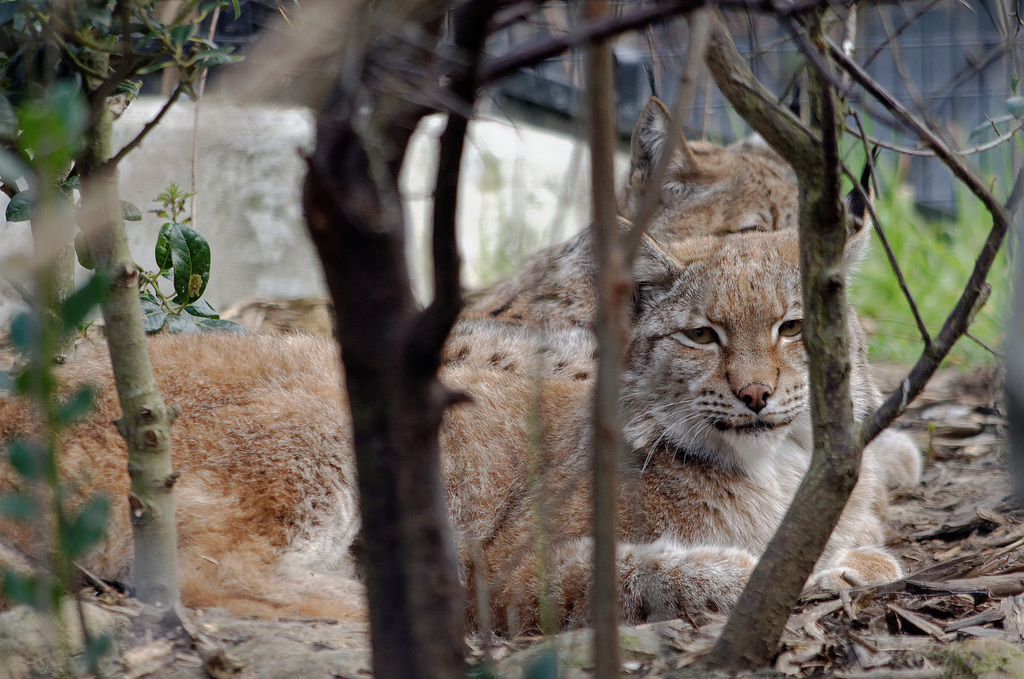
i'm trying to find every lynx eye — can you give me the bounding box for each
[779,319,803,338]
[679,327,719,345]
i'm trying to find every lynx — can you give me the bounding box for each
[464,96,798,326]
[459,97,919,490]
[1,225,912,633]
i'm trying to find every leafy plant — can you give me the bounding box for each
[0,276,109,672]
[118,182,242,334]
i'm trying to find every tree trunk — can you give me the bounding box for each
[704,14,860,670]
[78,89,181,609]
[303,112,465,679]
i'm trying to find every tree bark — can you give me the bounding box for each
[300,2,496,676]
[78,86,181,609]
[704,13,858,670]
[585,0,627,676]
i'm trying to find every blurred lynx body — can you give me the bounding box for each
[1,228,915,633]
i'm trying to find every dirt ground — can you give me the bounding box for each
[1,346,1021,678]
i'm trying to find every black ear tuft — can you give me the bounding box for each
[788,82,801,119]
[847,145,879,223]
[644,63,657,99]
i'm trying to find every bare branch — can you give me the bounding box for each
[863,166,1023,444]
[625,9,711,262]
[826,39,1018,443]
[587,0,625,675]
[105,85,185,170]
[414,0,498,369]
[703,10,819,170]
[848,110,931,346]
[845,121,1024,158]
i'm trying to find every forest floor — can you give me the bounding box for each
[0,348,1021,678]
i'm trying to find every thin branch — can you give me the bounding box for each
[625,8,711,262]
[703,9,819,168]
[414,0,499,370]
[848,109,931,346]
[862,0,943,68]
[828,39,1010,217]
[587,0,625,674]
[824,37,1017,441]
[481,0,692,84]
[104,85,184,170]
[845,121,1024,158]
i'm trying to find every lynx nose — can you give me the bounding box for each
[737,383,773,413]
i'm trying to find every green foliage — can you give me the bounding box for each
[0,276,108,618]
[0,0,244,225]
[848,161,1010,367]
[131,182,244,335]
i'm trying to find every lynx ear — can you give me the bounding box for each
[630,231,697,321]
[632,232,685,288]
[630,97,700,189]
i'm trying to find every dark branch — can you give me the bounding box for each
[703,10,819,170]
[414,0,499,371]
[105,85,184,170]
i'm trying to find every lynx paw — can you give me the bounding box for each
[809,546,903,592]
[618,539,757,623]
[867,428,922,487]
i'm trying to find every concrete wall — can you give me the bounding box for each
[0,96,605,329]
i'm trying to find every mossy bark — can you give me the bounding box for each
[78,74,180,609]
[703,13,861,670]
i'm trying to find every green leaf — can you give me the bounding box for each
[58,385,95,424]
[121,200,142,221]
[1,568,40,607]
[164,314,201,334]
[155,223,173,270]
[0,147,30,187]
[59,275,107,336]
[1008,97,1024,119]
[0,491,39,521]
[74,231,95,270]
[184,298,218,318]
[196,318,246,334]
[0,3,20,26]
[60,174,81,191]
[170,224,210,303]
[0,93,17,140]
[136,60,174,77]
[6,191,34,221]
[190,45,242,69]
[6,439,46,481]
[18,81,88,173]
[9,311,37,354]
[61,495,109,559]
[140,297,167,334]
[170,24,196,49]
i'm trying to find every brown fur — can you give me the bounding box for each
[2,228,911,634]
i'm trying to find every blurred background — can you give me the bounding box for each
[0,0,1020,367]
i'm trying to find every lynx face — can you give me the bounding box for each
[623,232,813,475]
